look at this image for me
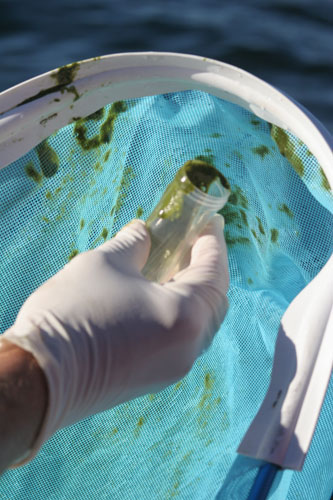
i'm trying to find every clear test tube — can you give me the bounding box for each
[142,160,230,283]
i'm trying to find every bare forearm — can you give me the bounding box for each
[0,340,48,474]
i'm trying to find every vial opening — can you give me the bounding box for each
[181,160,230,210]
[183,160,230,192]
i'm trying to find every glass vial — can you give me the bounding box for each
[142,160,230,283]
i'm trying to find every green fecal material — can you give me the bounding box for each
[247,278,253,285]
[63,85,80,101]
[101,228,108,240]
[195,154,215,166]
[104,150,111,162]
[40,113,58,126]
[80,219,85,230]
[251,229,259,241]
[219,204,234,222]
[42,216,50,223]
[228,185,248,209]
[240,209,248,226]
[113,166,136,215]
[36,140,59,178]
[210,132,221,138]
[185,160,230,191]
[271,125,305,177]
[278,203,294,218]
[17,62,81,109]
[320,168,331,191]
[68,249,79,261]
[74,101,127,151]
[296,140,330,190]
[134,417,145,438]
[152,160,229,222]
[251,119,260,126]
[51,62,80,86]
[219,186,251,247]
[51,174,74,197]
[271,125,288,152]
[223,210,241,225]
[90,228,109,248]
[85,108,105,121]
[204,373,213,391]
[197,372,223,435]
[94,162,103,173]
[271,228,279,243]
[136,206,144,218]
[45,190,52,200]
[198,373,214,410]
[25,162,42,184]
[256,216,265,235]
[56,205,66,222]
[225,231,250,247]
[252,145,270,159]
[50,63,81,102]
[174,381,182,391]
[290,156,304,177]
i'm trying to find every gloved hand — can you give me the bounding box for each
[2,214,229,466]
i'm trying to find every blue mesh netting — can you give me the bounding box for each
[0,90,332,499]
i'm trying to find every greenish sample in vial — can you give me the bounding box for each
[142,160,230,283]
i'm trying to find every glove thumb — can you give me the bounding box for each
[96,219,151,271]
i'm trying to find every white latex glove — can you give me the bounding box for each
[2,214,229,465]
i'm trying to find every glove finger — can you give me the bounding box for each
[95,219,151,271]
[165,214,229,299]
[163,214,229,358]
[176,213,226,272]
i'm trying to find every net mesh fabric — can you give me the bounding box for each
[0,90,332,499]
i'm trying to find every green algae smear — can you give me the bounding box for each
[25,162,42,184]
[271,125,305,178]
[74,101,127,151]
[36,140,60,178]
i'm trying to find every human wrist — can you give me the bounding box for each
[2,317,125,456]
[0,339,48,470]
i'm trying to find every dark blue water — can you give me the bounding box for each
[1,0,333,132]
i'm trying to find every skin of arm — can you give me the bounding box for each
[0,340,48,474]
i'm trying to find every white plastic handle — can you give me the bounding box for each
[238,255,333,470]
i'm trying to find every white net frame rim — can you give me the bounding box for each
[0,51,332,187]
